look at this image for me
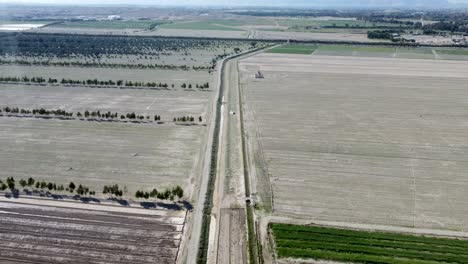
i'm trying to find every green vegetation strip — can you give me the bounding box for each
[271,223,468,264]
[266,44,317,54]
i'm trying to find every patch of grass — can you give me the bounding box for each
[271,223,468,264]
[266,45,318,54]
[159,21,244,31]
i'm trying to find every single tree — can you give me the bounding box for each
[19,179,27,188]
[69,182,76,192]
[27,177,35,186]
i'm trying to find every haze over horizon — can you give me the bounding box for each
[2,0,468,7]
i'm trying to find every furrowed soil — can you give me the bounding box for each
[240,53,468,231]
[0,197,185,264]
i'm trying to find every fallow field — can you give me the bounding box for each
[240,53,468,231]
[0,85,210,196]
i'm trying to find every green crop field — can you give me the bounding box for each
[159,21,244,31]
[266,44,318,54]
[271,223,468,264]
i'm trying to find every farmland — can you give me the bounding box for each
[50,20,169,30]
[271,223,468,263]
[264,44,468,60]
[240,53,468,231]
[159,21,244,31]
[266,45,317,54]
[0,27,272,263]
[0,197,185,264]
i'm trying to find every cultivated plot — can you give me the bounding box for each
[271,223,468,263]
[240,53,468,230]
[0,198,185,264]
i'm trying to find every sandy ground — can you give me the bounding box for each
[0,196,185,264]
[240,53,468,233]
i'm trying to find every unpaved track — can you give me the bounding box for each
[210,49,267,264]
[0,197,185,264]
[211,55,247,264]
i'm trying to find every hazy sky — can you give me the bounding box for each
[1,0,467,6]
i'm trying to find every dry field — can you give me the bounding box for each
[0,84,213,196]
[0,65,212,86]
[253,31,379,42]
[150,28,247,39]
[0,197,185,264]
[240,53,468,231]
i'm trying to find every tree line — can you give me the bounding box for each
[173,116,202,122]
[1,106,162,122]
[0,76,210,89]
[0,176,184,201]
[0,59,210,71]
[135,185,184,200]
[0,177,96,196]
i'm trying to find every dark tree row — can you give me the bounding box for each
[2,106,73,117]
[0,177,95,195]
[135,185,184,200]
[0,59,210,71]
[181,82,209,89]
[1,106,162,122]
[103,184,123,197]
[173,116,202,122]
[0,76,209,89]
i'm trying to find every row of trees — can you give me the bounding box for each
[0,75,210,90]
[1,106,162,122]
[103,184,124,197]
[0,177,184,202]
[0,177,96,195]
[135,185,184,200]
[2,106,73,117]
[181,82,210,89]
[0,59,210,71]
[173,116,202,122]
